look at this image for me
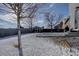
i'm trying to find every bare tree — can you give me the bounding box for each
[25,4,40,31]
[44,11,56,31]
[54,14,63,26]
[0,3,39,56]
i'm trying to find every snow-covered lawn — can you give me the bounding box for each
[0,33,79,56]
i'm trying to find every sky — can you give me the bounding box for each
[52,3,69,16]
[0,3,69,28]
[34,3,69,28]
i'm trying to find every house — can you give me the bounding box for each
[69,3,79,31]
[62,16,70,31]
[54,16,70,31]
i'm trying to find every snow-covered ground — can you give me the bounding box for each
[0,33,79,56]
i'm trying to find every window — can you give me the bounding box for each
[75,7,79,29]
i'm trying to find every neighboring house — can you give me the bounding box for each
[54,16,70,31]
[62,16,70,30]
[54,22,63,29]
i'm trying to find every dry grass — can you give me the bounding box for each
[56,39,70,48]
[13,44,19,48]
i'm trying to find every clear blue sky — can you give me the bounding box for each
[53,3,69,16]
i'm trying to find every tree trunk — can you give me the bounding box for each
[51,23,52,32]
[51,25,52,32]
[30,18,33,32]
[17,16,23,56]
